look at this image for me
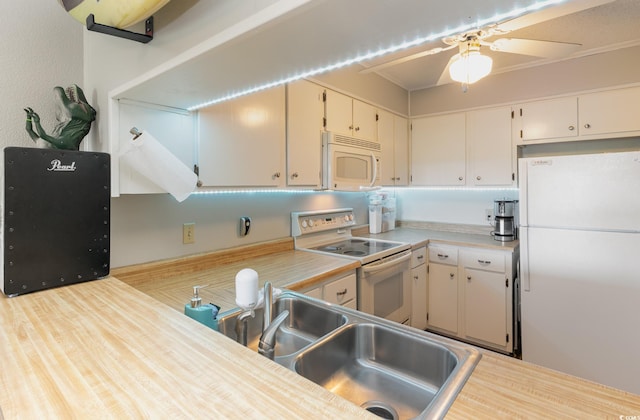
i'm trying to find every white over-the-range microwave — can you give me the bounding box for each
[322,131,381,191]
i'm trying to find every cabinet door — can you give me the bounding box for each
[463,268,507,347]
[579,86,640,137]
[198,86,285,187]
[393,115,409,186]
[379,112,409,186]
[323,273,357,306]
[378,110,396,186]
[324,89,353,137]
[467,107,513,186]
[352,99,378,141]
[411,264,427,330]
[427,263,458,334]
[514,97,578,142]
[286,80,324,187]
[411,113,466,186]
[305,287,322,300]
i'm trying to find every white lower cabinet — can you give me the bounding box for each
[303,271,357,309]
[427,243,517,354]
[410,246,427,330]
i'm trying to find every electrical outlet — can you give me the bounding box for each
[485,209,494,222]
[183,223,195,244]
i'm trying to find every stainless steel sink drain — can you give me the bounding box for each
[361,401,398,420]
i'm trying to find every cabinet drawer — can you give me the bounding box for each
[460,250,505,273]
[428,245,458,265]
[324,273,356,305]
[411,246,427,268]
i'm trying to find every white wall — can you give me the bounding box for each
[110,191,369,267]
[392,188,518,227]
[0,1,82,151]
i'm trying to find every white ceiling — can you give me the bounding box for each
[360,0,640,91]
[117,0,640,109]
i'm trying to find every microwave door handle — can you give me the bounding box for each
[368,152,377,187]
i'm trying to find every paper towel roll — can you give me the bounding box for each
[120,131,197,202]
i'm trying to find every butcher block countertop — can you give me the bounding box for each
[2,235,639,418]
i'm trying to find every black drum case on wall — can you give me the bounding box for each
[1,147,110,296]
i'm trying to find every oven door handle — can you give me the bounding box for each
[362,250,412,273]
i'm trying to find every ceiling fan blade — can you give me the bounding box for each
[493,0,614,34]
[436,53,459,86]
[490,38,581,58]
[360,44,456,74]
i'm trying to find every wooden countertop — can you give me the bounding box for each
[354,226,520,252]
[111,238,360,313]
[2,236,639,418]
[0,277,371,419]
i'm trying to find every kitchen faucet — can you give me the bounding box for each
[258,282,289,360]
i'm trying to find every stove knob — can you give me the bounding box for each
[308,219,315,227]
[301,220,308,229]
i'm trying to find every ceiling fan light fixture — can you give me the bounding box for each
[449,50,493,84]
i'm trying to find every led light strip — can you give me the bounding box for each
[187,0,566,111]
[190,187,518,195]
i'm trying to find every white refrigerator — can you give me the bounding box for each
[519,151,640,395]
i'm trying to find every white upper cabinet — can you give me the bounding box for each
[467,106,514,186]
[378,110,409,186]
[514,86,640,145]
[393,115,410,186]
[286,80,324,187]
[411,113,466,186]
[412,107,514,187]
[198,85,286,187]
[513,96,578,143]
[324,89,378,141]
[578,86,640,138]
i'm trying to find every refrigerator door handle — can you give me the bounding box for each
[518,159,529,226]
[520,227,530,291]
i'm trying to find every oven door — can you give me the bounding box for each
[358,250,412,324]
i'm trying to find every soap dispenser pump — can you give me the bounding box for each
[184,285,220,330]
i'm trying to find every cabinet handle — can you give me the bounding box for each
[458,176,463,181]
[584,123,591,129]
[272,172,281,179]
[437,253,449,259]
[449,273,455,279]
[477,259,491,265]
[336,288,348,297]
[417,255,424,260]
[355,126,360,132]
[291,172,299,178]
[349,125,354,130]
[568,125,575,131]
[414,275,419,280]
[476,176,481,181]
[467,275,472,281]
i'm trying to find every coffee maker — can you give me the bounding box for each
[492,199,518,242]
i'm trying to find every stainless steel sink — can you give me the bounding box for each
[217,295,347,357]
[294,323,461,419]
[216,292,481,419]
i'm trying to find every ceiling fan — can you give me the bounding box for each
[360,0,614,87]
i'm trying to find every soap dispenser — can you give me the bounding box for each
[184,285,220,330]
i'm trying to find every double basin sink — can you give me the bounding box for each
[217,292,481,420]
